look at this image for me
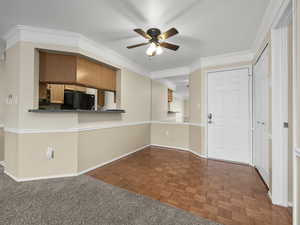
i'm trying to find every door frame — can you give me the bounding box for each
[204,65,253,165]
[270,0,292,207]
[253,45,271,187]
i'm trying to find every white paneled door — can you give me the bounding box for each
[253,46,270,187]
[207,68,251,164]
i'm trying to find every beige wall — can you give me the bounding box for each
[3,41,152,179]
[0,61,4,125]
[0,128,4,162]
[18,132,78,178]
[4,132,18,176]
[184,99,189,119]
[151,123,189,149]
[0,61,4,161]
[151,80,169,121]
[79,124,150,172]
[189,69,203,123]
[189,125,205,155]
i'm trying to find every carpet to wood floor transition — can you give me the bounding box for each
[0,165,221,225]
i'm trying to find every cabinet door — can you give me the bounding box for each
[49,84,64,104]
[98,90,105,107]
[100,66,116,91]
[39,83,48,99]
[168,89,173,102]
[64,85,86,93]
[76,56,101,88]
[39,52,77,83]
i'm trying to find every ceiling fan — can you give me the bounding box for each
[127,28,179,56]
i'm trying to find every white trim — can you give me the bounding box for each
[271,24,290,207]
[253,0,291,53]
[77,144,151,175]
[155,79,177,90]
[3,121,208,134]
[150,144,207,159]
[188,123,206,127]
[2,25,256,79]
[292,0,299,223]
[150,144,190,152]
[207,156,251,166]
[3,25,149,77]
[150,67,190,79]
[189,149,208,159]
[151,121,190,126]
[4,170,78,182]
[268,191,273,201]
[4,127,79,134]
[77,121,151,132]
[4,121,151,134]
[196,50,254,71]
[273,0,293,29]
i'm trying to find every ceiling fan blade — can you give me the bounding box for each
[159,28,179,40]
[127,42,149,49]
[160,42,180,51]
[134,29,151,39]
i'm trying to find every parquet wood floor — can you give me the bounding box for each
[87,146,292,225]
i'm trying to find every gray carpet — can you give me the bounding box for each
[0,166,221,225]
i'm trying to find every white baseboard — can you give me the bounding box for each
[150,144,207,159]
[189,149,208,159]
[4,170,78,182]
[77,144,151,175]
[268,191,272,202]
[151,144,190,152]
[4,144,207,182]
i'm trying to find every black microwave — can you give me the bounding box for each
[62,90,95,110]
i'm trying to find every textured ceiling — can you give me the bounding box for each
[0,0,269,71]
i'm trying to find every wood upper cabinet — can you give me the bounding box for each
[100,65,116,91]
[39,51,117,91]
[49,84,64,104]
[76,56,102,88]
[168,89,173,102]
[39,52,77,83]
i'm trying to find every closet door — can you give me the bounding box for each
[253,46,270,187]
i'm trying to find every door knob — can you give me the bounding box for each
[208,113,213,124]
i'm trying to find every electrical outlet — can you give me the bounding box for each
[46,147,54,160]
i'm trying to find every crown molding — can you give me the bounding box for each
[252,0,291,53]
[198,50,254,70]
[152,50,254,78]
[150,66,190,79]
[156,79,177,90]
[3,25,150,77]
[3,25,255,79]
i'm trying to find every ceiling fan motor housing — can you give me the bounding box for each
[147,28,161,42]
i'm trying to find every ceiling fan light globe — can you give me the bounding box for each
[146,43,156,56]
[156,46,163,55]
